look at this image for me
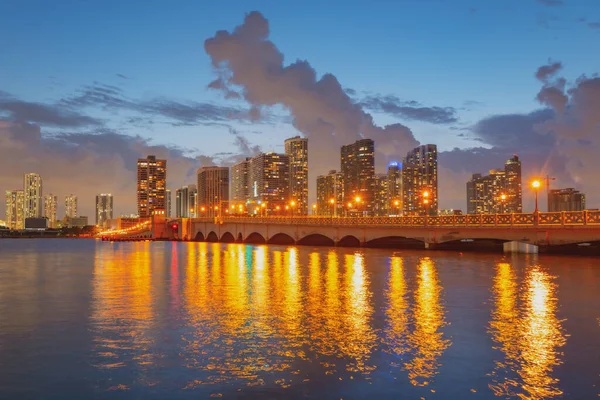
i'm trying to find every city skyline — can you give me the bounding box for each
[1,3,600,218]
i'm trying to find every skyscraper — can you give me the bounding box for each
[197,166,229,217]
[316,170,344,216]
[466,170,506,214]
[137,155,167,218]
[23,173,42,218]
[341,139,375,216]
[504,155,522,213]
[44,194,57,228]
[285,136,308,215]
[176,186,190,218]
[231,158,250,203]
[248,153,289,214]
[548,188,586,212]
[188,184,198,217]
[5,190,24,230]
[95,194,113,226]
[387,162,402,215]
[65,194,77,218]
[373,173,389,216]
[402,144,438,216]
[166,189,172,217]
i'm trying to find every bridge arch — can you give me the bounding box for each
[206,231,219,242]
[366,236,424,249]
[245,232,266,244]
[194,232,205,242]
[337,235,361,248]
[220,232,235,243]
[267,233,295,245]
[297,233,335,247]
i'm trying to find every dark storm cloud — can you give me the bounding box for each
[61,83,251,126]
[0,91,101,128]
[361,95,458,124]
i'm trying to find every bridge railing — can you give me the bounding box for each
[192,210,600,227]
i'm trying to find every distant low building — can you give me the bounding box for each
[25,217,48,231]
[439,209,463,216]
[64,216,88,228]
[548,188,586,212]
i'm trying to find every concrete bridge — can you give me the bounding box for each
[157,211,600,253]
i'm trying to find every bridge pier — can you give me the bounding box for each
[503,241,539,254]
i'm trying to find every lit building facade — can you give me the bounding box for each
[248,153,289,214]
[175,185,193,218]
[466,170,506,214]
[137,155,167,218]
[5,190,25,230]
[402,144,438,216]
[373,173,389,216]
[387,162,402,215]
[44,194,57,228]
[466,155,522,214]
[285,136,309,215]
[197,167,229,217]
[316,170,344,217]
[95,194,113,226]
[341,139,375,216]
[504,155,522,213]
[231,158,250,202]
[24,173,43,218]
[548,188,586,212]
[65,194,78,218]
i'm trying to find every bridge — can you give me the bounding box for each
[127,210,600,253]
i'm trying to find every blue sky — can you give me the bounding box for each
[1,0,600,216]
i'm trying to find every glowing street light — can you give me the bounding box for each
[531,179,542,214]
[499,193,507,214]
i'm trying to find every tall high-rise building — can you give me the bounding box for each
[402,144,438,216]
[44,194,57,228]
[176,186,190,218]
[231,158,250,203]
[316,170,344,217]
[248,153,290,214]
[504,155,522,213]
[285,136,309,215]
[23,173,42,218]
[188,184,198,217]
[466,155,522,214]
[387,162,402,215]
[137,155,167,218]
[373,173,389,216]
[466,170,506,214]
[197,167,229,217]
[548,188,586,212]
[341,139,375,216]
[65,194,77,218]
[5,190,25,230]
[166,189,172,218]
[95,194,113,226]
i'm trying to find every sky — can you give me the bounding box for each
[1,0,600,219]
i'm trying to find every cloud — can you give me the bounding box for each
[536,0,564,6]
[116,73,128,79]
[361,94,458,124]
[535,61,562,81]
[0,91,102,128]
[588,22,600,29]
[203,10,419,185]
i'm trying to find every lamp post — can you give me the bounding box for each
[290,200,296,217]
[329,198,335,218]
[422,190,430,226]
[354,196,362,217]
[499,193,507,214]
[312,203,317,216]
[394,200,400,217]
[260,202,266,217]
[531,179,541,224]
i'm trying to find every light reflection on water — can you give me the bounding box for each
[0,240,598,398]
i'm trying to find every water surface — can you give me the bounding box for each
[0,239,598,399]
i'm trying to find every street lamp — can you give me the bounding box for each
[422,190,430,216]
[531,179,542,215]
[394,199,400,216]
[354,196,362,216]
[261,202,266,217]
[329,198,335,217]
[499,193,507,214]
[312,203,317,215]
[290,200,296,217]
